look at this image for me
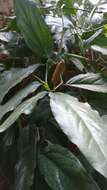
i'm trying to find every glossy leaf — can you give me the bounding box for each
[83,29,103,47]
[15,126,38,190]
[0,32,17,42]
[0,91,47,132]
[82,31,107,47]
[0,81,40,121]
[14,0,53,58]
[85,92,107,115]
[38,144,100,190]
[0,64,39,103]
[91,45,107,55]
[50,92,107,178]
[66,73,107,93]
[35,167,51,190]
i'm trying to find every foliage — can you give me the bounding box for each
[0,0,107,189]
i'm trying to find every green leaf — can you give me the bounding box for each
[66,73,107,93]
[15,126,38,190]
[91,170,107,190]
[0,64,39,103]
[93,34,107,47]
[57,0,76,15]
[83,29,103,47]
[35,167,51,190]
[71,58,85,72]
[14,0,53,58]
[0,81,40,121]
[50,92,107,178]
[38,144,100,190]
[91,45,107,55]
[103,24,107,38]
[82,31,107,47]
[0,32,17,42]
[0,91,47,132]
[85,92,107,115]
[5,16,20,32]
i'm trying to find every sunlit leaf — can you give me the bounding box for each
[50,92,107,178]
[91,45,107,55]
[0,64,39,103]
[0,91,47,132]
[66,73,107,92]
[0,81,40,121]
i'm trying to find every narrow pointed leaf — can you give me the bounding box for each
[38,144,100,190]
[0,81,40,121]
[0,91,47,132]
[0,64,39,103]
[50,92,107,178]
[66,73,107,93]
[14,0,53,58]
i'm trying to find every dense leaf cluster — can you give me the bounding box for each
[0,0,107,189]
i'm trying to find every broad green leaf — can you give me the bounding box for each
[0,91,47,132]
[38,144,100,190]
[93,33,107,47]
[0,64,39,103]
[15,126,38,190]
[91,169,107,190]
[50,92,107,178]
[35,168,51,190]
[0,81,40,121]
[16,143,35,190]
[14,0,53,58]
[91,45,107,55]
[66,73,107,92]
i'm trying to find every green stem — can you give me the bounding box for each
[64,52,89,61]
[33,75,45,84]
[45,61,48,83]
[40,6,103,14]
[89,0,102,22]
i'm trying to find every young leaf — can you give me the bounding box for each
[66,73,107,93]
[38,144,100,190]
[0,64,40,103]
[14,0,53,58]
[50,92,107,178]
[0,91,47,132]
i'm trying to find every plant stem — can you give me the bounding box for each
[89,0,102,22]
[64,52,89,61]
[33,75,45,84]
[40,6,103,14]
